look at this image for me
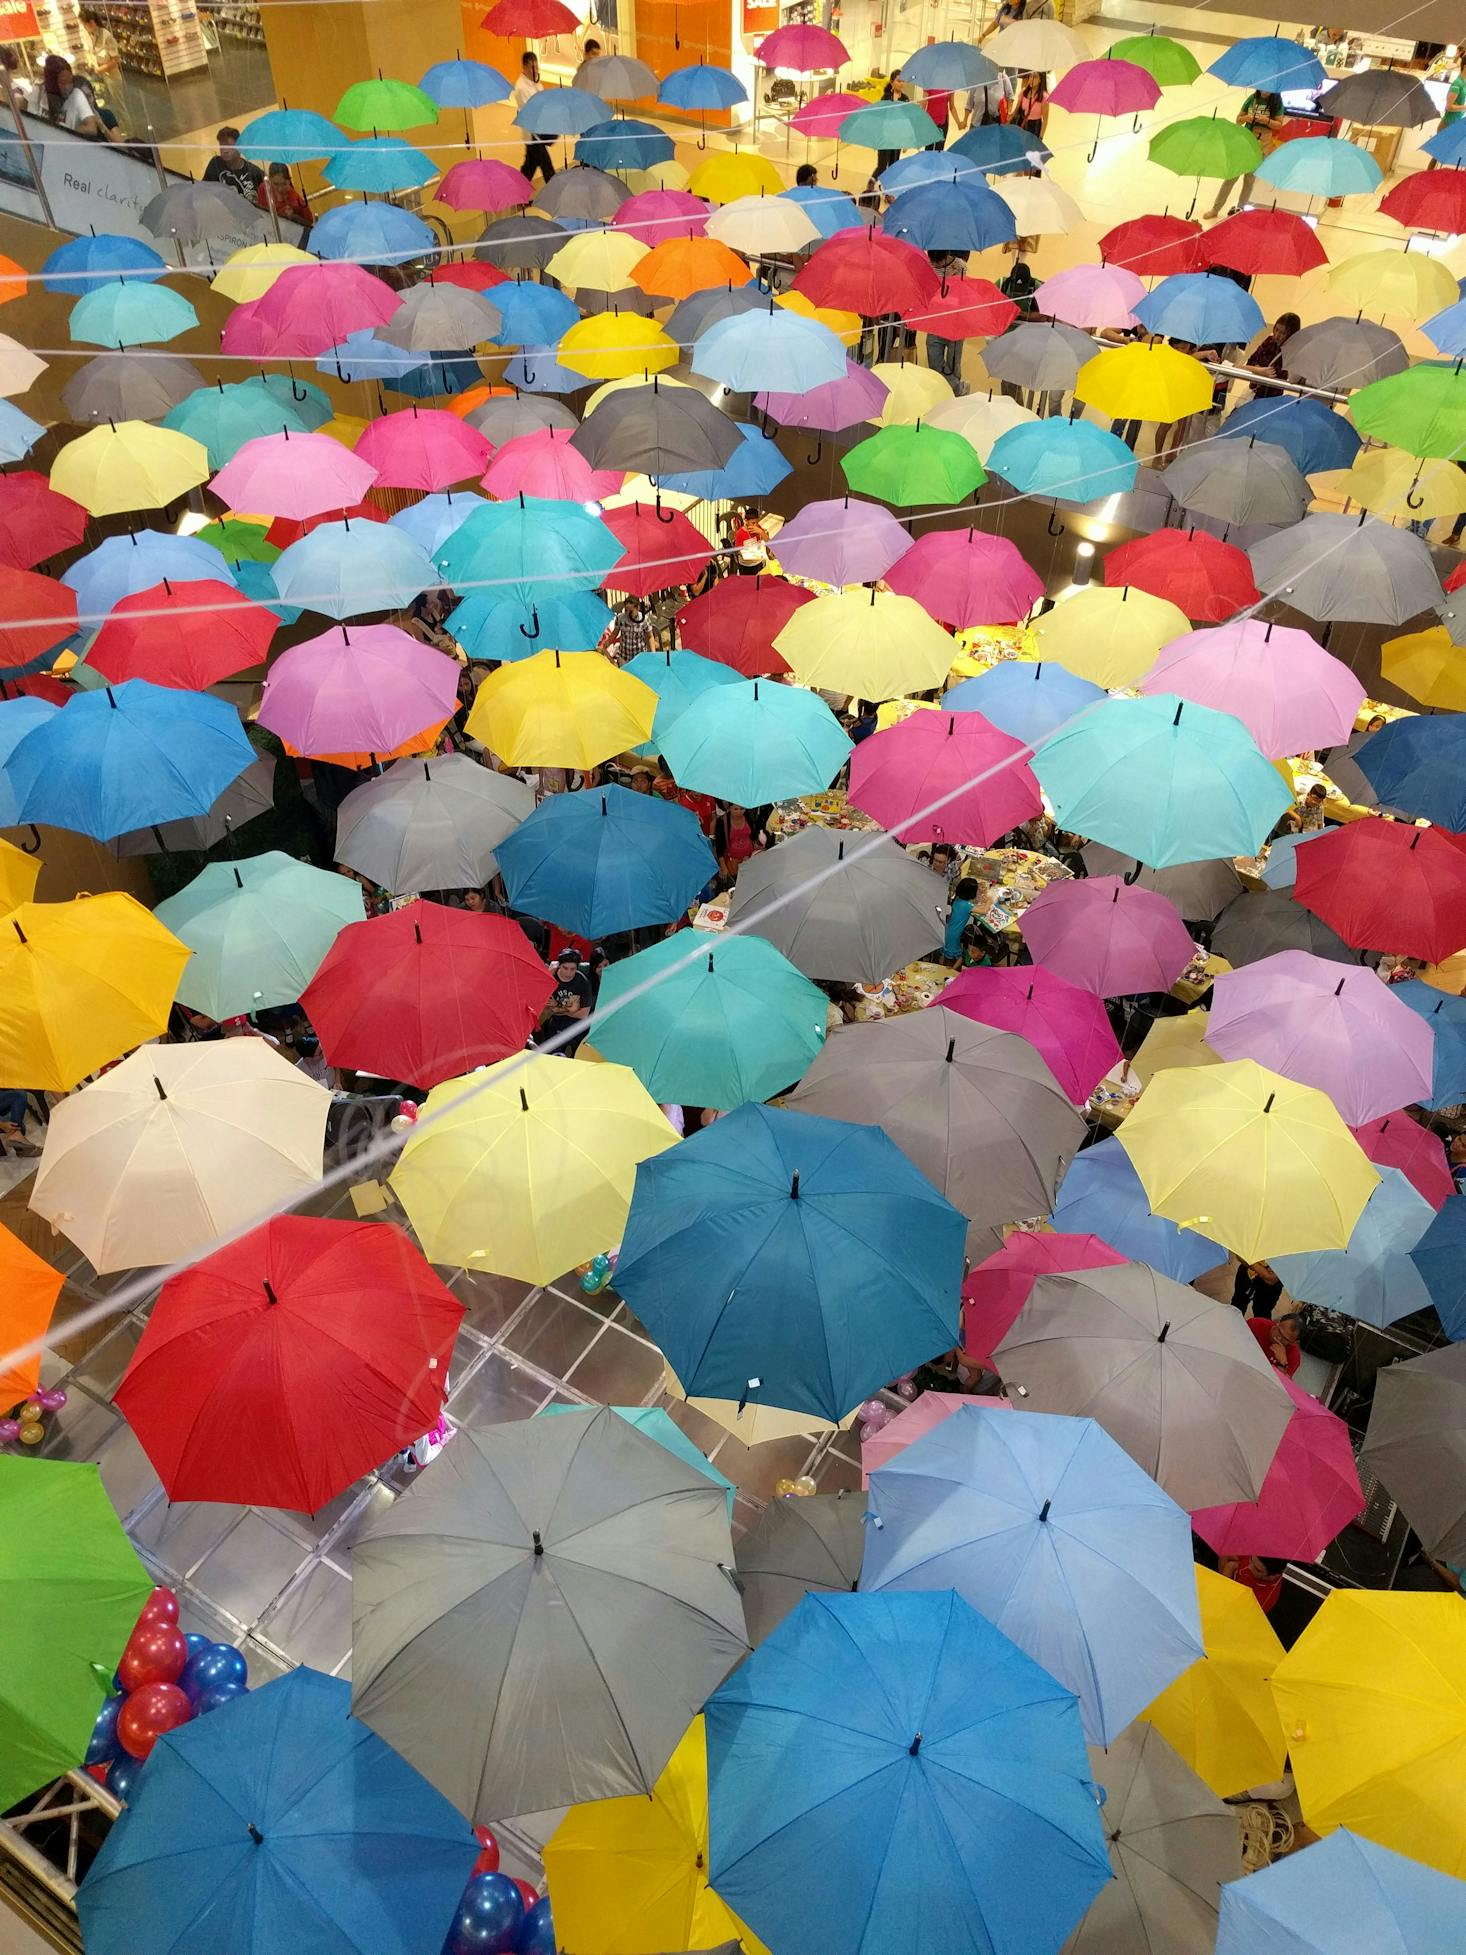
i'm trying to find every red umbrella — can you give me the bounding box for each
[1350,1113,1454,1211]
[675,573,805,675]
[428,261,509,292]
[1104,528,1260,623]
[1380,167,1466,235]
[0,566,78,669]
[1098,214,1204,277]
[302,900,554,1088]
[792,232,940,318]
[1200,208,1327,277]
[962,1229,1124,1369]
[1445,561,1466,595]
[266,500,389,548]
[114,1216,463,1512]
[0,671,67,704]
[602,503,713,599]
[1293,821,1466,964]
[902,276,1016,341]
[88,579,276,688]
[0,473,87,572]
[481,0,577,32]
[1192,1376,1362,1561]
[354,407,492,492]
[884,529,1042,627]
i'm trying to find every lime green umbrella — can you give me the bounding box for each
[1150,116,1262,179]
[196,518,280,565]
[335,77,438,131]
[840,424,986,508]
[1109,34,1201,86]
[1,1458,152,1812]
[1349,363,1466,460]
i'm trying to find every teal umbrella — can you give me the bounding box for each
[623,648,742,757]
[1034,695,1290,869]
[593,932,828,1110]
[69,278,198,349]
[660,678,853,804]
[322,137,436,192]
[839,101,943,151]
[539,1404,736,1516]
[163,380,314,468]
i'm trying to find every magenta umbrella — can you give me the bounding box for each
[613,190,710,244]
[1049,57,1160,118]
[884,530,1043,628]
[1019,874,1195,995]
[757,21,849,71]
[1140,620,1366,760]
[481,426,623,503]
[257,623,460,758]
[1034,264,1146,332]
[849,710,1041,846]
[354,408,492,491]
[787,91,869,139]
[756,358,889,433]
[210,430,379,521]
[937,964,1123,1103]
[1207,948,1435,1126]
[437,158,534,211]
[253,263,403,356]
[772,495,912,587]
[1192,1375,1363,1561]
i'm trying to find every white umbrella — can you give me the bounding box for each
[706,194,820,255]
[333,752,535,895]
[993,176,1086,237]
[986,19,1089,69]
[927,391,1036,459]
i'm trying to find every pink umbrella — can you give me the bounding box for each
[787,92,869,140]
[218,297,293,359]
[437,158,534,212]
[354,408,492,492]
[254,263,403,357]
[210,430,378,522]
[1207,949,1435,1126]
[613,190,710,245]
[859,1390,1005,1486]
[849,711,1041,846]
[258,624,460,758]
[1020,875,1195,995]
[884,529,1043,628]
[481,426,622,503]
[1140,620,1366,761]
[1192,1376,1363,1561]
[756,358,889,433]
[757,22,849,71]
[1034,263,1146,332]
[938,965,1122,1104]
[1350,1113,1454,1211]
[961,1229,1125,1372]
[773,495,911,587]
[1049,57,1160,118]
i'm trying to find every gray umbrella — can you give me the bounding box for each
[377,284,502,352]
[478,214,566,270]
[1284,318,1408,392]
[1319,68,1438,128]
[534,163,630,222]
[62,353,204,424]
[351,1406,748,1821]
[1320,731,1381,809]
[1160,438,1309,530]
[727,826,947,982]
[983,322,1096,393]
[1360,1342,1466,1564]
[1249,514,1441,626]
[579,283,666,316]
[1436,596,1466,649]
[786,1006,1084,1255]
[465,394,578,443]
[734,1491,866,1646]
[668,283,767,343]
[109,755,277,856]
[1212,886,1358,968]
[141,180,260,244]
[1061,1724,1238,1955]
[1080,845,1242,923]
[576,53,659,101]
[334,751,534,894]
[573,380,742,473]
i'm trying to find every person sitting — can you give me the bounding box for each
[1248,1309,1302,1378]
[1289,782,1330,832]
[29,55,104,136]
[537,950,593,1051]
[257,161,312,234]
[203,125,264,198]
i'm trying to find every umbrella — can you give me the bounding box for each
[236,105,342,160]
[1150,115,1262,180]
[50,420,210,517]
[1105,530,1259,625]
[685,151,782,202]
[1132,1009,1219,1089]
[389,1053,677,1279]
[1141,619,1360,760]
[559,314,678,379]
[1195,1375,1363,1564]
[1256,132,1381,196]
[352,408,489,492]
[1426,121,1466,164]
[0,565,76,668]
[1337,247,1462,323]
[1271,1165,1435,1328]
[546,227,648,293]
[0,834,37,912]
[756,19,848,67]
[1213,884,1357,968]
[91,572,273,677]
[1076,342,1214,426]
[68,279,196,351]
[659,59,747,109]
[792,231,938,318]
[622,648,740,752]
[331,752,531,895]
[162,379,314,467]
[1354,714,1466,830]
[250,262,402,355]
[1352,1112,1453,1211]
[600,503,711,597]
[882,178,1016,254]
[1425,297,1466,358]
[1032,585,1189,689]
[756,358,889,434]
[660,679,851,804]
[767,497,909,588]
[42,232,166,291]
[0,400,43,464]
[538,1405,734,1517]
[478,212,566,270]
[335,74,436,128]
[657,420,794,501]
[1203,205,1329,278]
[1351,363,1466,459]
[269,521,434,621]
[706,1589,1108,1955]
[482,424,621,502]
[676,575,805,676]
[1392,979,1466,1111]
[735,1493,866,1646]
[988,418,1136,503]
[635,236,751,304]
[1286,317,1408,391]
[617,187,713,245]
[437,493,619,592]
[1218,395,1361,475]
[1034,264,1145,332]
[1210,32,1323,88]
[31,1039,329,1273]
[1019,875,1196,996]
[383,491,483,558]
[466,393,577,444]
[786,1008,1083,1257]
[1132,270,1265,347]
[0,473,87,572]
[420,55,509,106]
[1361,1342,1466,1563]
[1216,1830,1466,1955]
[466,650,656,768]
[1051,1139,1225,1283]
[885,530,1041,629]
[573,381,741,473]
[578,116,675,172]
[1078,845,1242,924]
[694,306,846,394]
[497,784,715,935]
[1318,66,1438,126]
[108,755,278,859]
[1099,213,1204,275]
[862,1389,987,1481]
[258,625,457,759]
[863,1402,1202,1744]
[939,965,1120,1105]
[0,1459,152,1815]
[0,1223,62,1408]
[114,1217,461,1510]
[209,428,378,522]
[727,825,946,983]
[1271,1591,1466,1875]
[839,423,985,508]
[842,100,942,150]
[1292,821,1466,964]
[1117,1058,1379,1261]
[1141,1565,1286,1798]
[1159,439,1310,532]
[848,710,1041,846]
[594,933,826,1109]
[487,279,579,346]
[1342,446,1466,525]
[943,661,1101,744]
[323,136,435,193]
[774,589,956,702]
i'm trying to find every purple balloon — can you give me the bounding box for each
[0,1420,19,1443]
[447,1873,525,1955]
[38,1388,67,1410]
[517,1896,555,1955]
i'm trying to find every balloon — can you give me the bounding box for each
[106,1752,145,1803]
[896,1378,918,1400]
[18,1421,43,1445]
[472,1825,500,1876]
[773,1476,798,1497]
[179,1641,247,1702]
[183,1631,211,1659]
[116,1682,191,1760]
[510,1880,538,1912]
[84,1762,111,1784]
[85,1694,124,1766]
[18,1400,42,1423]
[446,1872,525,1955]
[137,1585,180,1626]
[0,1420,18,1443]
[518,1897,555,1955]
[579,1252,611,1294]
[119,1622,188,1692]
[791,1475,817,1497]
[196,1679,249,1716]
[38,1388,67,1411]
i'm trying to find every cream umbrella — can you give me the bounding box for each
[871,361,956,427]
[927,392,1037,459]
[774,588,957,701]
[1033,585,1189,689]
[992,176,1086,237]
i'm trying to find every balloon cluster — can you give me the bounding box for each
[773,1475,818,1498]
[858,1397,892,1443]
[441,1830,554,1955]
[82,1587,250,1804]
[0,1387,68,1447]
[578,1248,617,1295]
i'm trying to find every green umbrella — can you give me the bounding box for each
[1349,363,1466,461]
[163,380,314,470]
[1150,116,1262,179]
[334,77,438,131]
[0,1458,152,1813]
[841,424,986,508]
[195,518,280,566]
[1109,33,1201,85]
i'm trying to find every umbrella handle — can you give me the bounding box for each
[1122,860,1143,885]
[806,434,823,465]
[522,364,537,386]
[1087,136,1099,163]
[519,605,541,638]
[1046,506,1064,537]
[18,825,40,855]
[1405,484,1426,511]
[654,496,677,524]
[290,378,309,402]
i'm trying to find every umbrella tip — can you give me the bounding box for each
[1038,1498,1051,1522]
[520,1087,529,1111]
[1156,1321,1170,1344]
[1263,1093,1275,1113]
[262,1279,277,1305]
[945,1037,955,1063]
[908,1731,923,1756]
[790,1169,800,1200]
[532,1529,544,1556]
[153,1075,167,1101]
[247,1823,264,1845]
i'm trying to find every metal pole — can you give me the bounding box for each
[6,98,56,229]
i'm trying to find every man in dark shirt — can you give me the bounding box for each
[202,126,263,200]
[538,952,593,1051]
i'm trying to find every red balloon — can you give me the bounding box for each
[84,1762,110,1783]
[511,1879,539,1912]
[118,1623,189,1692]
[472,1824,500,1876]
[116,1682,192,1759]
[137,1585,180,1626]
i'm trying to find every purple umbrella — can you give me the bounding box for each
[1207,949,1435,1126]
[1020,875,1195,996]
[257,623,459,758]
[1139,620,1366,761]
[755,357,889,433]
[937,964,1123,1103]
[773,496,912,587]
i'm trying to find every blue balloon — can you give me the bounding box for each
[196,1679,249,1716]
[517,1896,555,1955]
[448,1873,525,1955]
[180,1641,249,1703]
[183,1632,211,1659]
[106,1752,146,1803]
[85,1694,124,1766]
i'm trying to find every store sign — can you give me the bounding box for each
[0,0,42,40]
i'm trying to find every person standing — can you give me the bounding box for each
[29,56,104,137]
[1204,89,1283,218]
[203,126,264,197]
[537,951,593,1050]
[512,51,556,186]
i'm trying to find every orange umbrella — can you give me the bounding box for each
[631,235,751,301]
[0,257,26,306]
[0,1226,63,1409]
[282,721,447,770]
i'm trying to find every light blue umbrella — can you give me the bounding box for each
[863,1402,1203,1744]
[1256,134,1382,196]
[323,137,435,192]
[1133,271,1264,346]
[576,118,674,170]
[436,496,620,595]
[943,660,1103,745]
[658,63,747,111]
[387,491,483,558]
[660,677,852,805]
[419,58,510,108]
[63,532,232,620]
[447,588,611,658]
[1216,1829,1466,1955]
[310,200,436,264]
[900,41,1000,89]
[1209,36,1324,91]
[693,306,847,392]
[1423,121,1466,166]
[42,233,165,293]
[840,101,942,152]
[163,379,312,467]
[0,400,46,464]
[515,85,606,138]
[989,420,1139,502]
[1260,826,1330,890]
[1391,980,1466,1112]
[315,330,424,384]
[950,122,1052,173]
[538,1403,735,1515]
[1355,713,1466,831]
[270,523,435,621]
[495,782,715,934]
[69,278,198,349]
[1274,1165,1436,1327]
[706,1590,1109,1955]
[1423,297,1466,358]
[1034,695,1290,868]
[7,680,254,842]
[488,279,580,346]
[656,420,792,499]
[883,177,1017,254]
[236,107,342,163]
[879,150,981,193]
[780,183,867,237]
[617,1103,965,1421]
[1217,395,1361,474]
[1052,1137,1226,1281]
[0,698,58,825]
[623,648,741,756]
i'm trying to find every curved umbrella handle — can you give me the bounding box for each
[290,378,309,402]
[654,496,677,524]
[518,604,541,638]
[1122,860,1143,885]
[1046,506,1065,537]
[806,434,823,466]
[1405,483,1426,511]
[522,365,537,386]
[19,825,40,855]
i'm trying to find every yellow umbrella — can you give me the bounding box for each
[546,229,649,293]
[0,837,40,914]
[774,588,957,701]
[558,314,679,381]
[1131,1007,1221,1089]
[1380,624,1466,711]
[315,411,369,450]
[1327,250,1458,321]
[1032,585,1190,689]
[1,894,189,1093]
[1075,342,1213,424]
[544,1716,769,1955]
[871,361,955,427]
[1141,1565,1286,1798]
[1117,1058,1379,1261]
[584,372,696,414]
[49,421,210,517]
[662,1365,854,1444]
[779,290,861,349]
[1337,446,1466,522]
[390,1053,677,1281]
[210,242,317,303]
[615,160,690,194]
[1271,1590,1466,1876]
[467,649,657,766]
[687,151,784,203]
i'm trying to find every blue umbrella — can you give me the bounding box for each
[1354,715,1466,831]
[539,1403,736,1515]
[0,400,46,464]
[1257,134,1382,196]
[1217,395,1361,474]
[658,63,747,111]
[76,1668,475,1955]
[63,532,233,619]
[315,329,425,383]
[1275,1165,1436,1329]
[780,183,867,237]
[7,679,255,842]
[989,420,1138,502]
[489,279,581,346]
[233,559,302,628]
[271,523,435,620]
[950,122,1052,173]
[862,1402,1202,1744]
[616,1102,965,1422]
[381,353,484,400]
[1391,981,1466,1112]
[623,647,742,756]
[322,137,435,192]
[576,118,675,170]
[1132,271,1265,346]
[504,344,587,393]
[0,698,58,824]
[882,178,1016,254]
[387,492,484,558]
[1260,826,1330,890]
[1409,1194,1466,1338]
[447,588,611,658]
[1215,1828,1466,1955]
[42,233,165,293]
[879,150,981,193]
[495,782,715,933]
[1051,1137,1226,1281]
[163,378,312,467]
[900,41,1000,89]
[943,660,1103,745]
[657,420,793,499]
[706,1590,1109,1955]
[437,497,620,595]
[69,279,198,349]
[419,58,510,108]
[694,307,847,392]
[1209,36,1324,91]
[310,201,436,264]
[1424,298,1466,358]
[1423,121,1466,166]
[515,85,607,138]
[236,108,342,164]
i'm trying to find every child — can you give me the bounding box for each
[944,876,980,961]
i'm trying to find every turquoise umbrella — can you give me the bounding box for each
[988,419,1138,502]
[1034,695,1290,868]
[163,380,314,468]
[1256,135,1382,197]
[237,107,342,163]
[660,678,853,805]
[840,101,943,152]
[435,497,620,597]
[322,137,436,192]
[538,1404,735,1515]
[593,932,828,1110]
[69,279,198,349]
[623,648,742,756]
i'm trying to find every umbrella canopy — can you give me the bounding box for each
[987,419,1136,502]
[863,1402,1202,1745]
[772,496,911,588]
[259,625,456,759]
[1202,207,1327,279]
[660,678,851,805]
[211,428,377,520]
[467,650,656,768]
[774,589,955,702]
[108,754,277,859]
[332,752,532,894]
[676,574,806,676]
[1293,821,1466,964]
[615,1102,965,1423]
[352,1407,747,1819]
[1219,395,1361,476]
[538,1404,735,1517]
[840,423,985,508]
[495,783,716,935]
[1351,362,1466,460]
[1195,1374,1363,1564]
[1035,263,1145,332]
[1249,515,1439,628]
[734,1492,866,1646]
[707,194,819,255]
[792,231,939,317]
[1019,875,1196,996]
[1412,1195,1466,1338]
[1379,621,1466,713]
[694,307,846,392]
[1098,212,1204,274]
[939,964,1121,1105]
[601,503,712,598]
[269,521,435,621]
[0,472,87,571]
[1032,585,1190,689]
[1142,1565,1287,1798]
[1352,1112,1453,1212]
[756,358,890,433]
[0,1224,63,1409]
[1078,845,1242,925]
[64,352,203,425]
[848,709,1041,846]
[1361,1342,1466,1564]
[88,578,274,690]
[1354,714,1466,832]
[1076,342,1214,425]
[63,529,232,615]
[353,407,490,491]
[1212,884,1357,969]
[483,425,623,502]
[50,420,210,517]
[1272,1165,1436,1329]
[1216,1830,1466,1955]
[885,529,1041,628]
[1140,620,1362,760]
[1105,530,1259,625]
[862,1389,985,1481]
[1285,316,1408,390]
[1051,1139,1226,1284]
[42,231,166,291]
[727,825,947,984]
[623,648,741,753]
[1160,438,1310,532]
[944,661,1102,745]
[574,380,742,475]
[1131,271,1264,346]
[1150,115,1262,180]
